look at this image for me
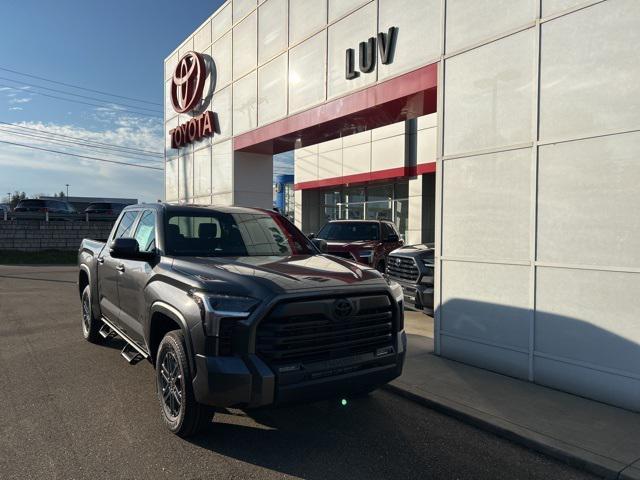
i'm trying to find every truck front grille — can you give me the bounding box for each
[256,294,395,366]
[386,255,419,282]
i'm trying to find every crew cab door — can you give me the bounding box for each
[116,209,157,345]
[97,210,139,323]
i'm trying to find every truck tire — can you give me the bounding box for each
[156,330,214,437]
[81,285,102,344]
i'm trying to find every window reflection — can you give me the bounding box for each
[319,181,409,238]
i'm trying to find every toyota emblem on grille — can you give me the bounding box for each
[333,298,354,319]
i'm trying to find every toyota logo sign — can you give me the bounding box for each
[333,298,355,320]
[171,51,206,114]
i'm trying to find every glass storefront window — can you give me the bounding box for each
[324,190,341,206]
[318,181,409,237]
[367,184,393,202]
[344,203,364,220]
[366,200,392,221]
[394,199,408,237]
[394,182,409,200]
[345,186,365,203]
[323,206,338,222]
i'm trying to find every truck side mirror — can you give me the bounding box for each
[110,238,155,261]
[386,234,399,243]
[307,232,316,239]
[311,238,328,253]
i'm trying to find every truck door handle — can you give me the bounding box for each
[116,264,125,273]
[97,257,105,265]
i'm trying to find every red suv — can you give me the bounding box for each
[312,220,403,272]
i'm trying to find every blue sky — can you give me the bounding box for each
[0,0,292,202]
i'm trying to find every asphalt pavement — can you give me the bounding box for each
[0,265,599,480]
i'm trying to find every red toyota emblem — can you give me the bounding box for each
[171,51,207,114]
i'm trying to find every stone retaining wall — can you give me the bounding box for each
[0,221,113,251]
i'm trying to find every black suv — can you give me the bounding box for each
[386,244,434,314]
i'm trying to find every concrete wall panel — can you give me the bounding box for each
[442,148,531,261]
[539,0,640,141]
[444,29,535,156]
[441,260,531,351]
[538,131,640,268]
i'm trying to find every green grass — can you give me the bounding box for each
[0,250,77,265]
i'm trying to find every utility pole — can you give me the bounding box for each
[65,184,69,197]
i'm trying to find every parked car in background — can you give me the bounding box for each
[14,199,76,215]
[386,243,435,314]
[311,220,403,272]
[78,204,406,437]
[84,202,127,216]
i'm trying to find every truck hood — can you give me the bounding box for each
[171,254,386,294]
[390,243,435,259]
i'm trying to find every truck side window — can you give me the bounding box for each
[133,210,156,252]
[113,211,138,239]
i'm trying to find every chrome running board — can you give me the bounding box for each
[100,316,149,361]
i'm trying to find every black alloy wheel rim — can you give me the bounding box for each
[81,293,91,334]
[159,350,183,420]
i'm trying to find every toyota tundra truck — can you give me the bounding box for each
[78,204,406,437]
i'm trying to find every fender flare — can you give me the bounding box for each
[148,301,197,374]
[78,264,102,318]
[78,263,91,294]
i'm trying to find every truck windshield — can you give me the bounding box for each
[165,211,315,257]
[317,222,380,241]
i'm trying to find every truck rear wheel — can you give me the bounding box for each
[81,285,102,343]
[156,330,214,437]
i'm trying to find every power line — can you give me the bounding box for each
[0,83,162,119]
[0,65,161,106]
[0,127,163,164]
[0,139,163,171]
[0,121,163,157]
[0,76,162,114]
[0,121,164,156]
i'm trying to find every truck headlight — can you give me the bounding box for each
[389,280,403,303]
[190,292,258,336]
[359,250,374,264]
[420,262,435,284]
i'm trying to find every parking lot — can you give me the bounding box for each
[0,265,596,480]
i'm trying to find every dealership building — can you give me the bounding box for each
[164,0,640,412]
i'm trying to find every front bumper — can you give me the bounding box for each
[192,331,407,408]
[395,281,433,312]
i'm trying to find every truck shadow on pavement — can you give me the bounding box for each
[186,394,436,480]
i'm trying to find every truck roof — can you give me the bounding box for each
[124,203,270,216]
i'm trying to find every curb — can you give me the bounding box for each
[383,382,637,480]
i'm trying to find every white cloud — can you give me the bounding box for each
[9,97,32,104]
[8,106,23,111]
[0,117,164,201]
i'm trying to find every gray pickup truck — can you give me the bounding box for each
[78,203,406,437]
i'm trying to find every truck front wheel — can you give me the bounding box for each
[81,285,102,343]
[156,330,214,437]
